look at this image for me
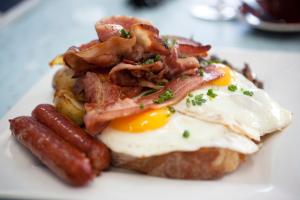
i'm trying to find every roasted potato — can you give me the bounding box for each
[49,54,64,66]
[52,67,76,91]
[54,89,85,125]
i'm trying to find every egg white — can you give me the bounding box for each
[174,70,292,141]
[99,112,258,158]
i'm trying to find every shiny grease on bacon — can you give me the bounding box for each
[9,117,94,186]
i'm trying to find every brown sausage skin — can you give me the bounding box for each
[32,104,111,175]
[9,116,94,186]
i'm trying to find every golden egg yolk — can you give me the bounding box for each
[110,107,171,133]
[210,65,233,86]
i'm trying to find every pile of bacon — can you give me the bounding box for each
[61,16,223,135]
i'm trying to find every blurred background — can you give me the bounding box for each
[0,0,299,116]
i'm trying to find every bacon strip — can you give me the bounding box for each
[164,47,200,78]
[163,35,211,57]
[98,16,152,30]
[83,72,142,104]
[109,61,164,86]
[95,24,123,42]
[95,16,152,42]
[84,66,223,135]
[131,24,170,56]
[63,36,136,75]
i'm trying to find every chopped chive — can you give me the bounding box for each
[228,84,237,92]
[199,68,204,77]
[188,93,193,97]
[154,54,161,61]
[120,29,131,38]
[163,37,177,49]
[186,98,191,106]
[153,89,174,104]
[157,82,165,86]
[143,54,161,65]
[191,99,196,106]
[143,58,154,65]
[182,130,190,138]
[167,106,176,114]
[142,89,157,96]
[194,94,206,105]
[243,90,254,96]
[140,103,144,109]
[207,89,217,98]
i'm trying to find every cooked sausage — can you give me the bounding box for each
[32,104,111,175]
[9,116,94,186]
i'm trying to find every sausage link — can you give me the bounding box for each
[9,116,94,186]
[32,104,111,175]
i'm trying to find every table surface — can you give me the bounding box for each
[0,0,300,117]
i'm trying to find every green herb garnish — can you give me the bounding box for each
[140,103,144,109]
[200,59,220,67]
[182,130,190,138]
[120,29,131,38]
[142,89,157,96]
[228,84,237,92]
[156,82,165,86]
[163,37,177,49]
[243,90,254,96]
[194,94,206,105]
[153,89,174,104]
[143,59,154,65]
[207,89,217,98]
[191,99,196,106]
[199,68,205,77]
[186,93,206,106]
[143,54,161,65]
[167,106,176,114]
[186,98,191,106]
[154,54,161,61]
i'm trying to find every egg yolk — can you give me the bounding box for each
[110,107,171,133]
[210,65,232,86]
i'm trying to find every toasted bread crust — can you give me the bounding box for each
[112,148,246,179]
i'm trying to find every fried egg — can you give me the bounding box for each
[174,64,292,141]
[99,111,258,157]
[98,64,292,158]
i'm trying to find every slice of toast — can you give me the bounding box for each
[112,148,246,179]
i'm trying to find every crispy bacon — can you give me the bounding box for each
[84,66,223,135]
[95,24,123,42]
[163,35,211,57]
[109,61,164,86]
[99,16,152,30]
[131,24,170,56]
[79,40,100,51]
[63,36,137,75]
[65,18,169,75]
[95,16,152,42]
[83,72,142,104]
[164,47,200,78]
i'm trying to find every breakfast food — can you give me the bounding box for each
[9,116,94,186]
[32,104,111,175]
[9,15,292,185]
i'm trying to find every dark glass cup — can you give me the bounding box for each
[257,0,300,23]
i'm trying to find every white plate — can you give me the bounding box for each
[0,48,299,200]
